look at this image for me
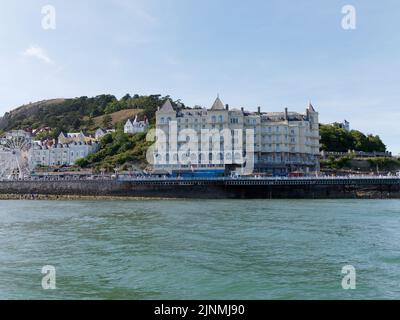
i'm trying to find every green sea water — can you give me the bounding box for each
[0,199,400,300]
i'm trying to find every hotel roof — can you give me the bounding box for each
[160,99,174,112]
[211,96,225,110]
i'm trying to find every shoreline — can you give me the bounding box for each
[0,193,176,201]
[0,191,398,201]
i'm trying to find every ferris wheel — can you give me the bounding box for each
[0,131,33,179]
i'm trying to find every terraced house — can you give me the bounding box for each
[155,97,320,176]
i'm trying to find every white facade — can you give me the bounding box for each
[124,117,149,134]
[155,98,321,175]
[31,141,99,167]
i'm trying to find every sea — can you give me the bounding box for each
[0,199,399,300]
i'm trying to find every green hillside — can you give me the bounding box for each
[0,94,180,135]
[320,124,386,153]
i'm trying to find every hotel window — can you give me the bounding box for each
[218,115,223,123]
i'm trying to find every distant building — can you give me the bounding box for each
[95,128,115,140]
[31,127,52,137]
[58,131,96,144]
[332,120,350,132]
[31,141,100,167]
[124,116,149,134]
[3,130,32,140]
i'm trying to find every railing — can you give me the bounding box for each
[321,151,393,159]
[1,175,399,185]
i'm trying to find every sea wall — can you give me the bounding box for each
[0,179,399,199]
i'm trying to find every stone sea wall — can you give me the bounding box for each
[0,179,399,199]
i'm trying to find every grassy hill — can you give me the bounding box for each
[91,109,143,128]
[0,94,178,135]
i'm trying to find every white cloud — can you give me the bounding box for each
[22,45,54,65]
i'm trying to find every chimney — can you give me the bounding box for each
[258,106,261,114]
[225,104,229,111]
[241,107,244,112]
[285,108,288,121]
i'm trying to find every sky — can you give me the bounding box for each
[1,0,399,154]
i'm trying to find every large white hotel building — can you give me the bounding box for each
[154,97,320,176]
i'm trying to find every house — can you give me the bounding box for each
[58,131,96,144]
[31,141,100,167]
[332,120,350,132]
[124,116,149,134]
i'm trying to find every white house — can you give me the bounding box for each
[58,131,89,144]
[31,141,100,167]
[124,116,149,134]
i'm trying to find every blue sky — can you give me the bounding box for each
[1,0,399,153]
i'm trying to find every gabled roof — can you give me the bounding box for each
[211,96,225,110]
[160,99,174,112]
[308,101,316,112]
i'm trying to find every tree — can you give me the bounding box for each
[320,124,387,152]
[87,116,95,128]
[102,114,112,128]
